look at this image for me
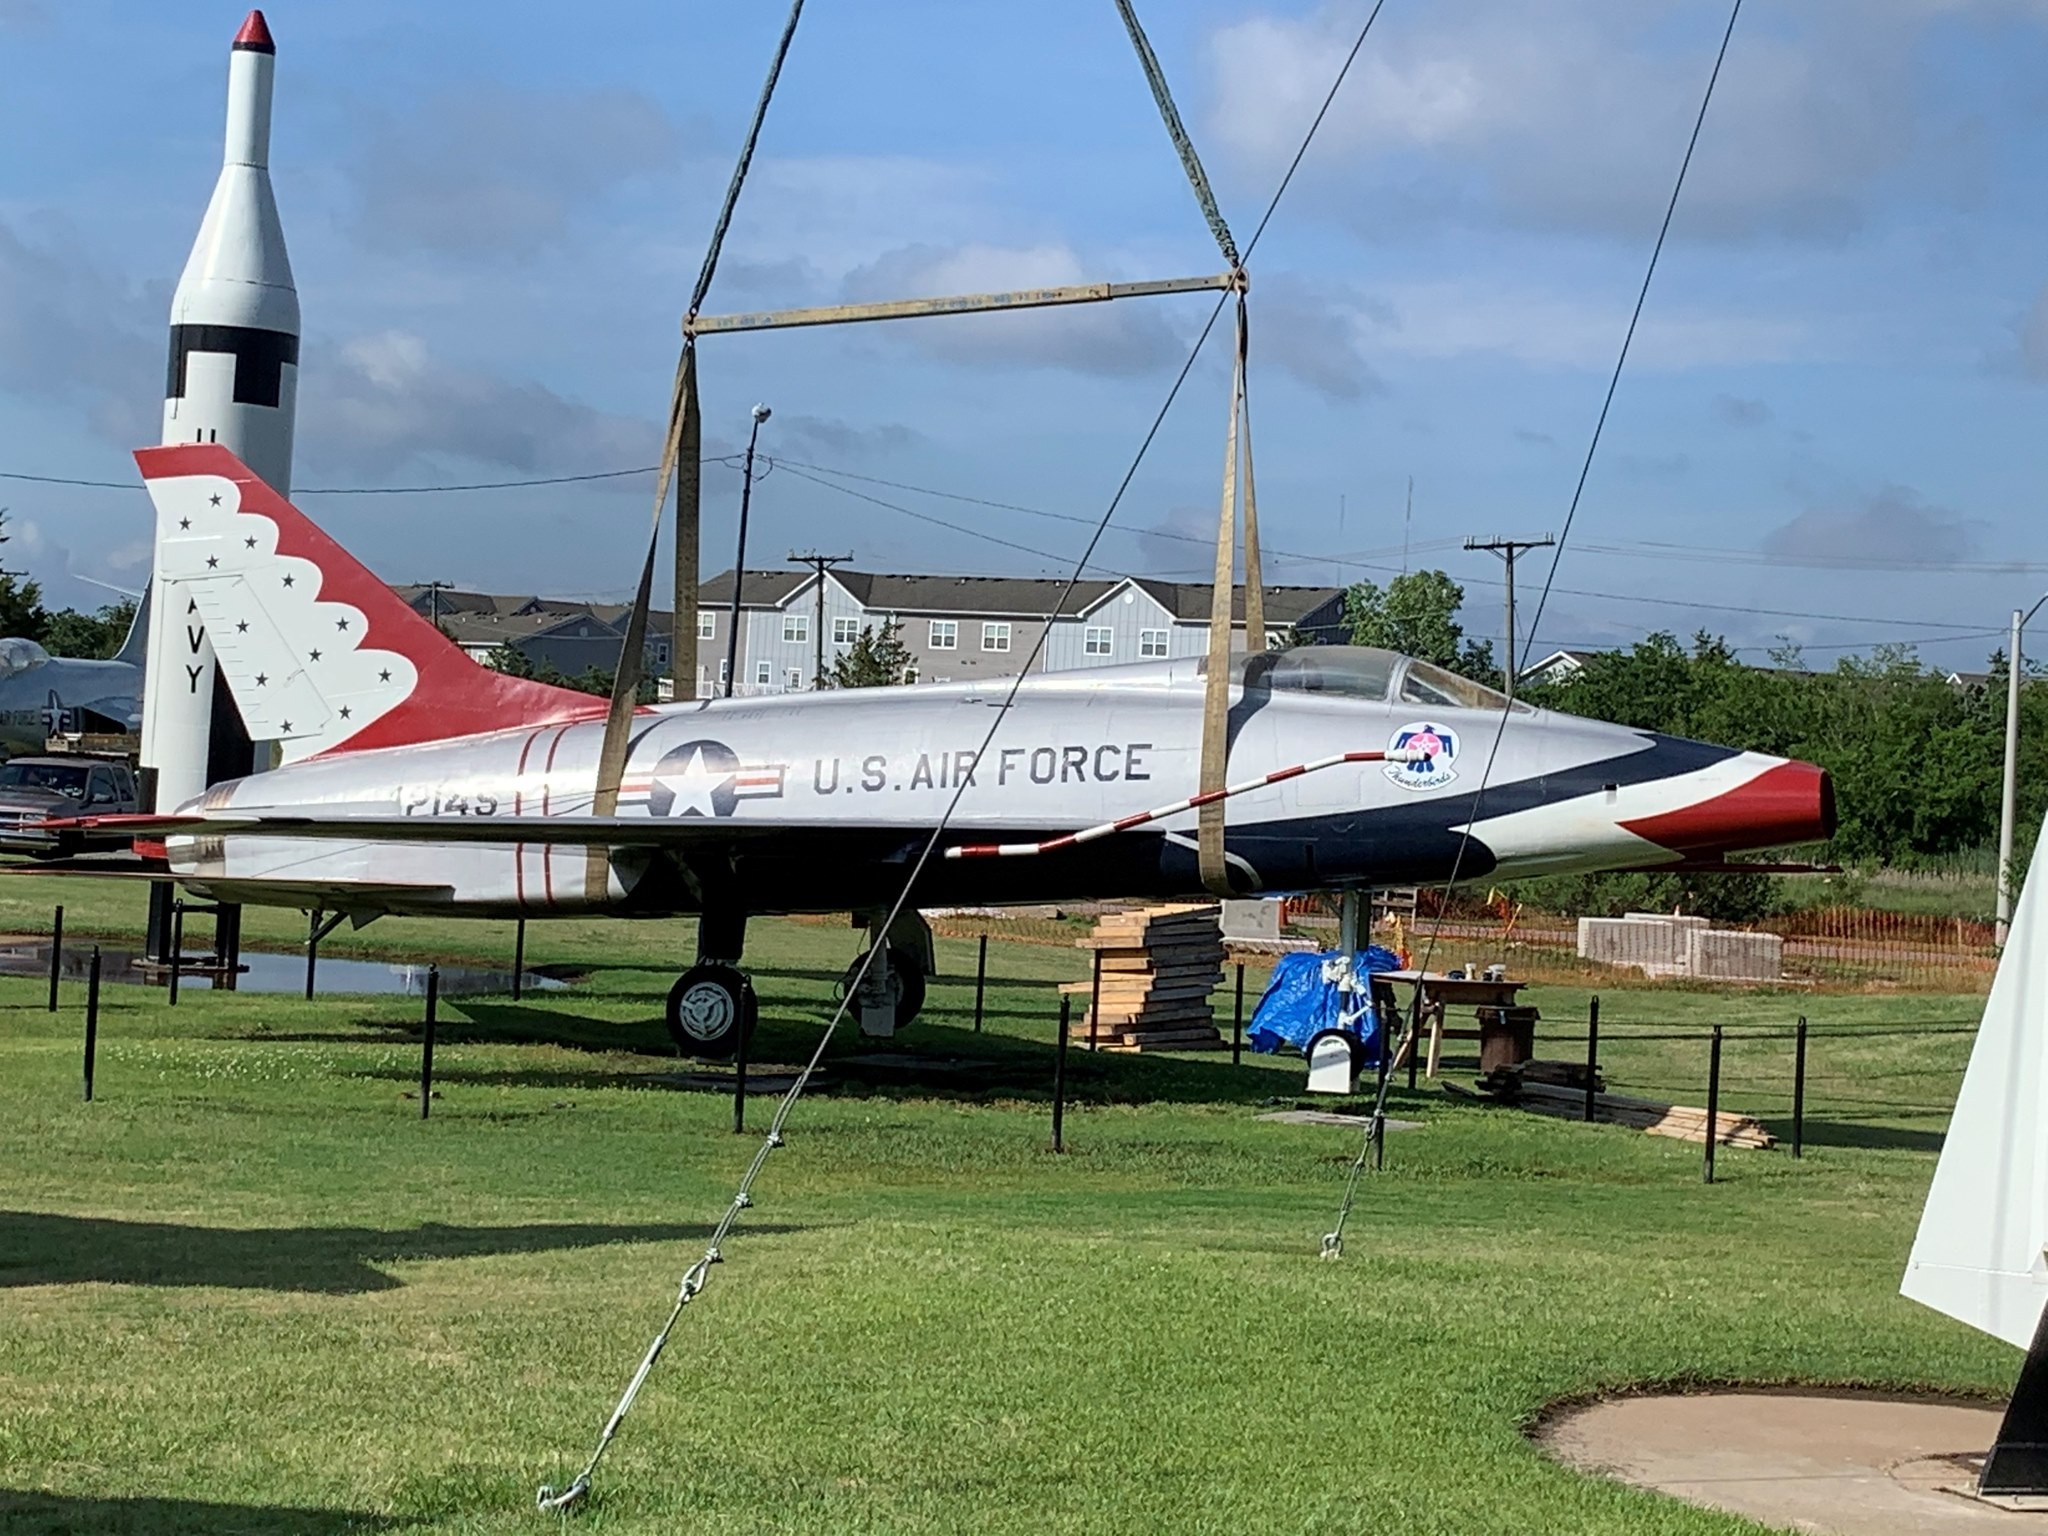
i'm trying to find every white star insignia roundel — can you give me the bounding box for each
[655,746,733,818]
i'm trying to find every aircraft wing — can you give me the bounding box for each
[0,860,454,910]
[44,811,998,846]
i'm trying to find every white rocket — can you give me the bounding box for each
[143,9,299,811]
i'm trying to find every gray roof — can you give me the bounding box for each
[408,571,1344,634]
[437,610,622,648]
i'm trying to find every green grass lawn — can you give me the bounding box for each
[0,873,2008,1534]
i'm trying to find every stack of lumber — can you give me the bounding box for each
[1453,1079,1775,1148]
[1063,904,1227,1052]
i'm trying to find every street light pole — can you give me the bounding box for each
[1998,593,2048,946]
[722,404,771,699]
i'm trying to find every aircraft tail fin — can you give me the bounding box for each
[1901,814,2048,1349]
[113,583,151,667]
[134,444,606,762]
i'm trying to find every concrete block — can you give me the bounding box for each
[1222,899,1282,942]
[1686,929,1783,982]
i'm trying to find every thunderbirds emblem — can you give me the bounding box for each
[1384,721,1458,791]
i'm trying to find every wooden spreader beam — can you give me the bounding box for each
[686,273,1237,337]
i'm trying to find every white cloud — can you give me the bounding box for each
[1764,485,1987,565]
[1203,1,2014,243]
[1364,281,1808,370]
[0,216,160,446]
[840,242,1189,377]
[298,331,660,480]
[350,86,686,257]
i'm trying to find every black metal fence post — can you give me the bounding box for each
[420,965,439,1120]
[1792,1015,1808,1159]
[1703,1025,1723,1185]
[167,902,185,1006]
[732,1016,749,1135]
[46,904,62,1013]
[1052,996,1070,1153]
[1231,962,1245,1067]
[1584,996,1600,1123]
[1087,945,1102,1053]
[82,946,101,1102]
[973,933,987,1033]
[304,909,320,1001]
[1406,989,1421,1091]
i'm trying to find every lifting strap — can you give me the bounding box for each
[1110,0,1240,271]
[583,344,695,901]
[1197,290,1257,896]
[585,0,805,900]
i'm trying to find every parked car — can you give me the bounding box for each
[0,755,139,857]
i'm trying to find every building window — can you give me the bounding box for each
[698,611,716,640]
[786,668,803,689]
[1266,628,1288,650]
[981,622,1011,653]
[903,665,920,684]
[717,659,729,684]
[832,616,859,645]
[782,613,808,644]
[929,620,958,650]
[754,660,772,686]
[1084,627,1113,657]
[1138,628,1168,658]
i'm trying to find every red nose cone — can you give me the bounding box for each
[1620,759,1835,856]
[234,10,275,53]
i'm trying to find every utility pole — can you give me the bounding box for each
[723,404,771,698]
[420,580,455,633]
[1998,593,2048,946]
[1463,534,1555,702]
[788,550,853,689]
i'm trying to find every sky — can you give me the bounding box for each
[4,0,2048,673]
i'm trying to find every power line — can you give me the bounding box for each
[0,464,659,494]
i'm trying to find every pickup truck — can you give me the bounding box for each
[0,755,140,857]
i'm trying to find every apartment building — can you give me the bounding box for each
[399,572,1347,698]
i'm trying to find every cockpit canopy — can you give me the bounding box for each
[1229,645,1525,712]
[0,638,51,680]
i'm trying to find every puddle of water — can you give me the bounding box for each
[0,943,566,996]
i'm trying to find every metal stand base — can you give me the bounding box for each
[1982,1306,2048,1496]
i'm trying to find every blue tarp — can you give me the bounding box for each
[1246,946,1403,1059]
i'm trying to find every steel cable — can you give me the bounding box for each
[1323,0,1747,1261]
[536,0,1395,1507]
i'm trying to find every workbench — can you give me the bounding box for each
[1368,970,1535,1078]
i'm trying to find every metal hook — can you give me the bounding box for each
[536,1475,590,1513]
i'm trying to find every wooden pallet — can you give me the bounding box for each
[1065,903,1228,1050]
[1450,1078,1775,1148]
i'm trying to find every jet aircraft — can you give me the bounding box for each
[71,445,1833,1056]
[0,592,147,760]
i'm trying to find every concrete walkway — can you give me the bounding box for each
[1540,1391,2048,1534]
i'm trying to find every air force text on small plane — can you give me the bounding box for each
[811,742,1154,795]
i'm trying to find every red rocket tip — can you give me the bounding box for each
[233,10,275,54]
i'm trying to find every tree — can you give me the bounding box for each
[42,599,138,659]
[829,622,914,688]
[1340,569,1498,684]
[483,642,536,678]
[0,510,47,641]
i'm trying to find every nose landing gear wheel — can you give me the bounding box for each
[666,962,756,1059]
